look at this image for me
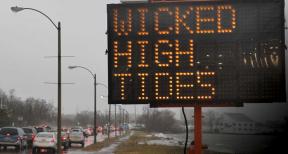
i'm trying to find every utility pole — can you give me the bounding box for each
[134,105,137,126]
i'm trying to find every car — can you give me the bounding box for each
[97,126,103,133]
[32,132,57,153]
[0,127,28,151]
[60,132,69,150]
[50,131,69,150]
[45,130,70,150]
[84,128,92,136]
[68,130,85,147]
[22,127,37,147]
[71,128,87,137]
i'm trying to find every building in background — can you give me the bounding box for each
[215,113,263,134]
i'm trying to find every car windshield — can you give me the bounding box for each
[37,133,53,138]
[0,128,18,135]
[22,128,32,133]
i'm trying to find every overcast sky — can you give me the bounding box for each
[0,0,288,122]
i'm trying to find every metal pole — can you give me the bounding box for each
[122,108,125,133]
[108,104,111,141]
[94,74,97,144]
[57,21,62,154]
[134,105,136,125]
[194,106,202,154]
[127,111,129,123]
[114,104,117,137]
[119,106,122,136]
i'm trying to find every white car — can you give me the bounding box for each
[32,132,57,153]
[69,130,85,147]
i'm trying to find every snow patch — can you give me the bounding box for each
[141,133,184,147]
[145,134,153,138]
[153,133,167,138]
[147,139,183,146]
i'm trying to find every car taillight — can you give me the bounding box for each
[17,136,21,141]
[61,137,65,141]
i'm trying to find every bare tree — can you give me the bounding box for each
[138,108,181,133]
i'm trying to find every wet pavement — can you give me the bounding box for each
[0,132,125,154]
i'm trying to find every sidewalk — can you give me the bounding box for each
[95,132,132,154]
[66,132,131,154]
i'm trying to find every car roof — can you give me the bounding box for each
[1,127,18,129]
[0,127,21,130]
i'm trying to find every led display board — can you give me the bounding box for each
[107,0,286,106]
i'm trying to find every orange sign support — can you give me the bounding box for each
[193,106,202,154]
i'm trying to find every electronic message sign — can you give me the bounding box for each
[107,0,286,106]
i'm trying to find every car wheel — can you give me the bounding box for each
[3,146,7,151]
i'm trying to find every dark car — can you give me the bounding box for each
[0,127,28,151]
[22,127,37,147]
[60,132,69,150]
[49,131,69,150]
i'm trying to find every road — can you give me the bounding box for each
[0,132,120,154]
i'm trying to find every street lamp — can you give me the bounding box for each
[125,110,129,124]
[101,96,117,137]
[68,65,97,144]
[100,95,112,141]
[118,105,123,136]
[114,104,117,137]
[68,65,108,144]
[11,6,62,153]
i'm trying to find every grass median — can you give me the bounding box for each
[115,131,186,154]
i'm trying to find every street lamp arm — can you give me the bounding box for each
[73,66,95,79]
[17,7,58,30]
[96,83,108,89]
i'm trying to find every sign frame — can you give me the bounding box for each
[107,0,286,107]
